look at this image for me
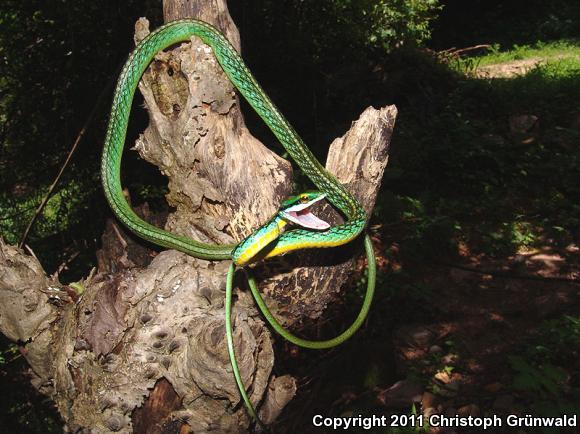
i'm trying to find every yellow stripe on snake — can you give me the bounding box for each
[101,19,376,428]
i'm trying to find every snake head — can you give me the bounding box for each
[279,191,330,230]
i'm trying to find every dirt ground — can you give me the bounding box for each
[392,244,579,432]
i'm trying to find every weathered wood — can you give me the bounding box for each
[0,239,58,396]
[255,106,396,326]
[0,0,396,432]
[163,0,241,51]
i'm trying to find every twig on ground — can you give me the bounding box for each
[438,260,579,285]
[438,44,492,58]
[55,251,80,276]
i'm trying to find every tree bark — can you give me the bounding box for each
[0,0,396,432]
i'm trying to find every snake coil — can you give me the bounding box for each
[102,19,376,428]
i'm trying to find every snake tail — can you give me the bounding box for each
[102,18,378,430]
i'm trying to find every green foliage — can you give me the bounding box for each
[246,0,440,60]
[507,315,580,424]
[0,0,163,274]
[0,179,95,245]
[476,40,580,66]
[431,0,580,49]
[1,0,579,431]
[374,42,580,259]
[0,2,164,432]
[384,410,429,434]
[481,220,539,256]
[509,355,567,397]
[377,194,460,260]
[0,343,18,365]
[523,315,580,369]
[0,2,444,428]
[349,0,442,52]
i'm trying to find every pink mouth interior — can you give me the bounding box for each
[286,208,330,230]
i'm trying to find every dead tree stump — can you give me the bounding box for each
[0,0,396,432]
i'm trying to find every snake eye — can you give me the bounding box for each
[300,195,309,203]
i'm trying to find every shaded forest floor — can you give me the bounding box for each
[273,44,580,434]
[275,239,579,434]
[1,33,579,434]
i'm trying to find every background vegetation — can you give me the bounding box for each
[1,0,578,432]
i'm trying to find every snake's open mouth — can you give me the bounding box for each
[281,194,330,230]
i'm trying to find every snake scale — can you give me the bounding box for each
[101,19,376,428]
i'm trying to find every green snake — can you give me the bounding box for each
[101,19,376,427]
